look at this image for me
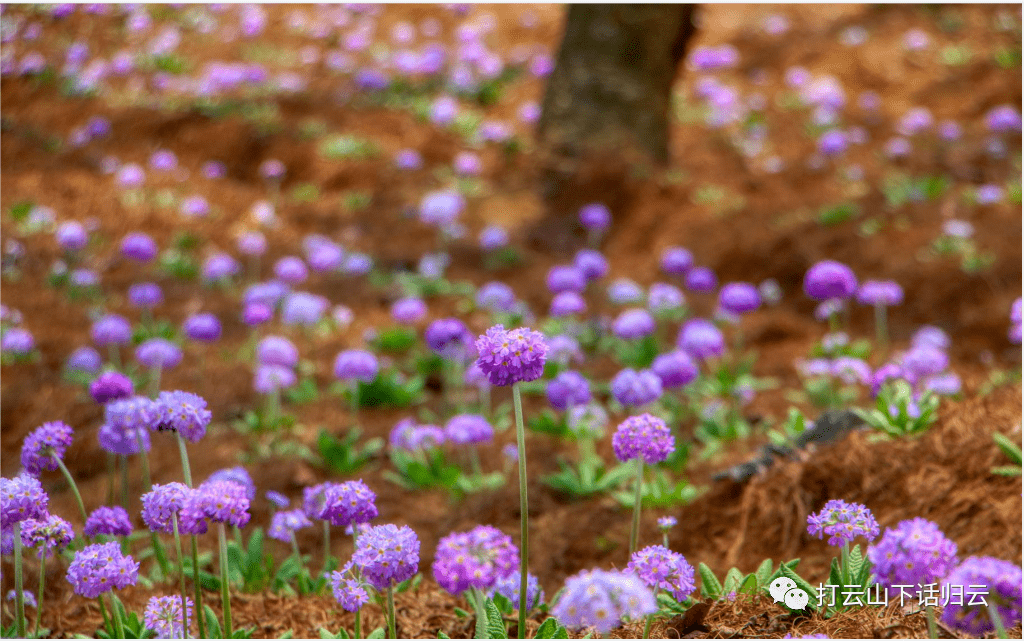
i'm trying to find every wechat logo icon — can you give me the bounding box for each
[769,577,809,610]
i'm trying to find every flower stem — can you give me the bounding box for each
[108,593,126,639]
[988,603,1008,639]
[190,535,206,639]
[176,433,193,486]
[13,523,25,639]
[840,543,850,587]
[354,608,361,640]
[172,516,189,640]
[149,364,162,398]
[874,304,888,348]
[322,520,332,577]
[386,584,397,639]
[34,551,46,636]
[218,523,232,637]
[55,458,88,527]
[925,604,937,639]
[643,588,657,639]
[512,382,529,640]
[350,379,360,429]
[630,458,644,556]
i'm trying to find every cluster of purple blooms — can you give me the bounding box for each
[627,545,696,601]
[66,541,139,598]
[143,595,194,639]
[866,518,958,588]
[302,480,378,529]
[940,556,1022,635]
[806,499,880,547]
[84,506,133,538]
[432,525,519,595]
[474,325,548,386]
[612,414,675,465]
[20,420,73,476]
[552,568,657,635]
[350,524,420,591]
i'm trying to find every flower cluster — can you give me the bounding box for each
[940,556,1022,635]
[866,518,958,588]
[1,473,49,525]
[21,420,74,476]
[143,594,193,639]
[141,483,192,534]
[610,368,662,407]
[807,499,879,546]
[474,325,548,386]
[195,479,251,528]
[432,525,519,595]
[443,414,494,445]
[84,506,133,538]
[546,370,592,411]
[351,524,420,591]
[21,514,74,557]
[552,568,657,635]
[612,414,675,465]
[67,541,139,598]
[268,509,313,543]
[628,545,697,601]
[155,390,212,442]
[491,571,544,611]
[303,480,378,529]
[330,563,371,612]
[89,371,134,404]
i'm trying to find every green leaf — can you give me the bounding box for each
[723,567,744,594]
[698,563,723,599]
[737,573,759,595]
[367,627,385,639]
[534,618,568,639]
[994,432,1023,465]
[755,559,774,587]
[484,598,508,639]
[454,607,471,619]
[828,557,842,592]
[437,633,451,639]
[204,604,222,639]
[848,545,865,581]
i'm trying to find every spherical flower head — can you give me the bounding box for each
[21,420,74,476]
[91,315,132,347]
[574,249,608,281]
[254,365,296,394]
[474,325,548,387]
[419,189,465,226]
[1,473,49,526]
[804,260,857,301]
[333,350,379,383]
[718,282,761,315]
[677,319,724,360]
[648,283,685,314]
[652,350,699,389]
[546,265,587,295]
[550,292,587,317]
[568,403,609,440]
[867,518,958,589]
[817,129,848,157]
[207,466,256,501]
[857,280,904,307]
[613,414,674,465]
[135,339,183,370]
[444,414,494,445]
[67,541,139,598]
[66,346,103,375]
[256,336,298,369]
[608,278,646,305]
[491,571,543,611]
[144,595,193,640]
[155,391,212,443]
[55,221,89,252]
[84,506,133,538]
[281,292,328,326]
[657,516,678,532]
[89,371,134,404]
[273,256,308,285]
[547,335,583,367]
[476,282,517,313]
[546,371,592,411]
[985,104,1022,134]
[2,328,34,355]
[183,313,222,342]
[21,514,74,557]
[98,420,151,456]
[578,203,611,231]
[911,325,950,351]
[6,588,35,608]
[121,233,157,262]
[425,318,473,361]
[685,266,717,293]
[628,545,696,601]
[268,508,313,543]
[433,525,520,595]
[128,282,163,309]
[391,298,427,325]
[900,345,949,382]
[940,556,1022,635]
[320,480,379,528]
[552,568,657,635]
[611,369,663,407]
[830,357,872,385]
[613,309,656,340]
[195,479,251,528]
[661,247,694,276]
[807,499,880,547]
[352,524,420,591]
[330,567,371,612]
[141,483,190,534]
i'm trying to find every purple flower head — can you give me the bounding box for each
[1,474,49,526]
[84,506,132,538]
[307,242,345,273]
[419,189,465,226]
[254,365,296,394]
[268,508,312,543]
[831,357,872,385]
[202,253,241,284]
[900,345,949,382]
[685,266,717,293]
[352,523,420,591]
[940,557,1022,635]
[433,525,519,595]
[394,149,423,171]
[281,292,328,326]
[391,298,427,325]
[257,336,298,368]
[550,292,587,317]
[866,518,958,589]
[237,231,267,257]
[21,420,73,476]
[194,479,251,528]
[330,564,371,612]
[652,350,699,389]
[896,107,933,136]
[265,491,290,510]
[144,595,193,640]
[856,280,904,307]
[121,233,157,262]
[608,278,646,305]
[547,371,592,411]
[985,105,1022,134]
[648,283,685,314]
[259,159,285,181]
[430,95,459,126]
[807,499,879,547]
[105,394,160,433]
[574,249,608,281]
[923,371,961,396]
[66,347,102,375]
[98,417,151,456]
[334,350,379,383]
[718,282,761,315]
[154,391,212,443]
[804,260,857,301]
[183,313,222,342]
[116,164,146,189]
[546,265,587,295]
[67,541,139,598]
[661,247,694,276]
[180,195,210,218]
[141,483,193,534]
[135,339,182,370]
[444,414,494,445]
[89,371,135,406]
[547,335,583,367]
[552,568,657,635]
[478,225,509,251]
[613,309,656,340]
[628,545,696,601]
[578,203,611,231]
[611,368,663,407]
[150,150,177,172]
[491,571,544,611]
[657,516,678,531]
[426,318,473,361]
[476,282,517,313]
[814,298,845,322]
[2,328,34,355]
[21,514,74,557]
[676,319,724,360]
[274,257,308,285]
[613,413,674,464]
[303,480,378,528]
[55,221,89,252]
[203,161,226,179]
[911,326,950,351]
[474,325,548,386]
[207,466,255,501]
[817,129,848,157]
[568,404,609,439]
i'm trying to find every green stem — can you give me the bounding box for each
[218,523,232,637]
[840,543,850,588]
[323,520,332,577]
[108,593,126,639]
[643,588,657,639]
[34,550,46,636]
[172,516,189,640]
[988,603,1008,639]
[55,458,88,527]
[119,455,129,509]
[97,591,111,633]
[630,458,644,556]
[176,433,193,486]
[106,452,116,506]
[925,604,937,639]
[354,608,361,640]
[149,363,162,398]
[512,383,529,640]
[874,304,888,349]
[387,584,398,639]
[13,523,25,639]
[350,379,359,429]
[190,535,206,639]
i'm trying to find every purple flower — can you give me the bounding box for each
[985,105,1022,134]
[476,282,517,313]
[866,518,958,589]
[237,232,267,256]
[141,483,190,534]
[613,414,674,464]
[552,568,657,635]
[121,233,158,262]
[856,280,903,307]
[547,335,583,366]
[613,309,656,340]
[806,499,879,547]
[940,557,1022,635]
[144,595,193,640]
[831,357,872,385]
[67,541,139,598]
[154,391,212,443]
[21,420,73,476]
[98,418,151,456]
[194,479,251,528]
[652,350,699,389]
[207,467,256,501]
[21,514,74,557]
[608,278,646,305]
[66,347,102,375]
[55,221,89,252]
[182,313,222,342]
[0,474,49,526]
[628,545,696,601]
[550,292,587,317]
[395,149,423,171]
[718,282,761,315]
[911,326,950,351]
[330,564,371,611]
[281,292,328,326]
[268,508,312,543]
[491,571,544,610]
[351,524,420,590]
[661,247,694,276]
[135,339,183,370]
[259,159,285,181]
[334,350,379,383]
[84,506,132,538]
[804,260,857,301]
[817,129,848,157]
[648,283,685,314]
[578,203,610,231]
[676,319,724,360]
[256,336,298,368]
[2,328,34,355]
[474,325,548,387]
[426,318,473,361]
[900,345,949,381]
[419,189,465,226]
[685,266,717,293]
[254,365,296,394]
[433,525,519,595]
[266,491,290,509]
[547,371,592,411]
[274,257,308,284]
[611,369,663,407]
[574,249,608,281]
[303,481,378,528]
[444,414,494,445]
[657,516,677,531]
[391,298,427,325]
[92,315,132,347]
[546,265,587,294]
